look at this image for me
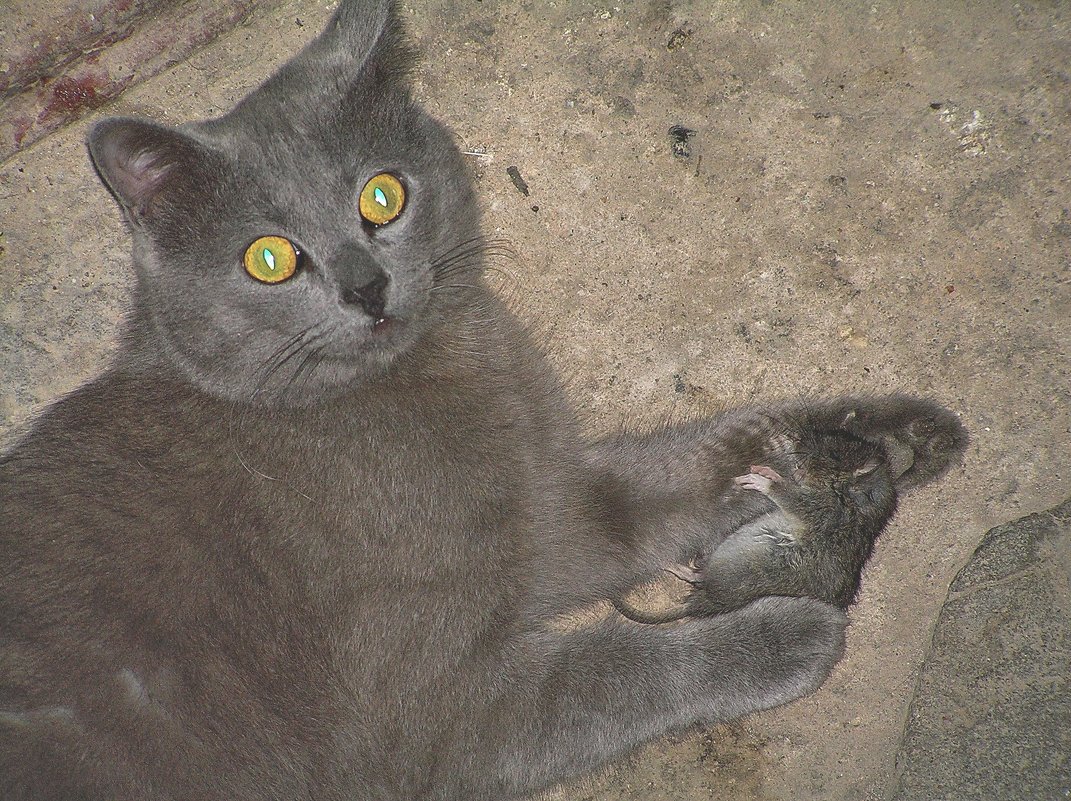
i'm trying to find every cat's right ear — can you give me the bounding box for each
[87,118,221,226]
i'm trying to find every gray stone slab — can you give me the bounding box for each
[892,498,1071,801]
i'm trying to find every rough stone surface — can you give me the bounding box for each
[892,498,1071,801]
[1,2,1070,799]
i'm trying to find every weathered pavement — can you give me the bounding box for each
[2,2,1069,799]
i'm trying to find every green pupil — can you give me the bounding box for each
[374,187,388,207]
[263,248,276,271]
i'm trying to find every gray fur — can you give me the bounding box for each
[611,399,966,624]
[0,2,965,799]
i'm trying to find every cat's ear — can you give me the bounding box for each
[87,118,222,225]
[322,0,412,76]
[284,0,413,92]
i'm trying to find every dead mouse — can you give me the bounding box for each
[616,427,899,622]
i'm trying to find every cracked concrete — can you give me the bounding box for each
[0,0,260,159]
[1,1,1069,799]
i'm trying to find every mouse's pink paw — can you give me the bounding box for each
[733,466,783,494]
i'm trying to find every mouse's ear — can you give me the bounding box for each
[853,458,882,478]
[88,118,222,226]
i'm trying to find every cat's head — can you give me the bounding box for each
[88,0,486,405]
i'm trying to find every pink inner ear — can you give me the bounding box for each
[89,119,199,221]
[116,148,174,215]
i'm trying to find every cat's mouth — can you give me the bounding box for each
[371,316,397,336]
[355,311,420,358]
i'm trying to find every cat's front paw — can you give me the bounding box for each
[694,595,847,719]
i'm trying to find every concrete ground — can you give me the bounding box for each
[1,1,1068,799]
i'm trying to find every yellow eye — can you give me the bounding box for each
[359,173,406,226]
[244,235,299,284]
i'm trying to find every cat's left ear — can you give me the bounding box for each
[272,0,414,97]
[88,117,223,226]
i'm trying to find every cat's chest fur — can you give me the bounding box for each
[46,358,543,584]
[2,327,564,739]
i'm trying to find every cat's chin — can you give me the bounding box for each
[244,328,418,408]
[238,352,401,408]
[154,315,423,408]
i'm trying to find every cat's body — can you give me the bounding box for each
[0,303,614,799]
[0,2,968,799]
[1,301,849,801]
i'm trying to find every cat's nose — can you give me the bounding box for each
[341,272,389,321]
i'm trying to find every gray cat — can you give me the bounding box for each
[0,2,967,799]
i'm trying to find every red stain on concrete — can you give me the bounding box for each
[39,74,106,123]
[12,115,35,147]
[2,0,257,160]
[35,70,133,129]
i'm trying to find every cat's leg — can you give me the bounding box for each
[439,595,846,800]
